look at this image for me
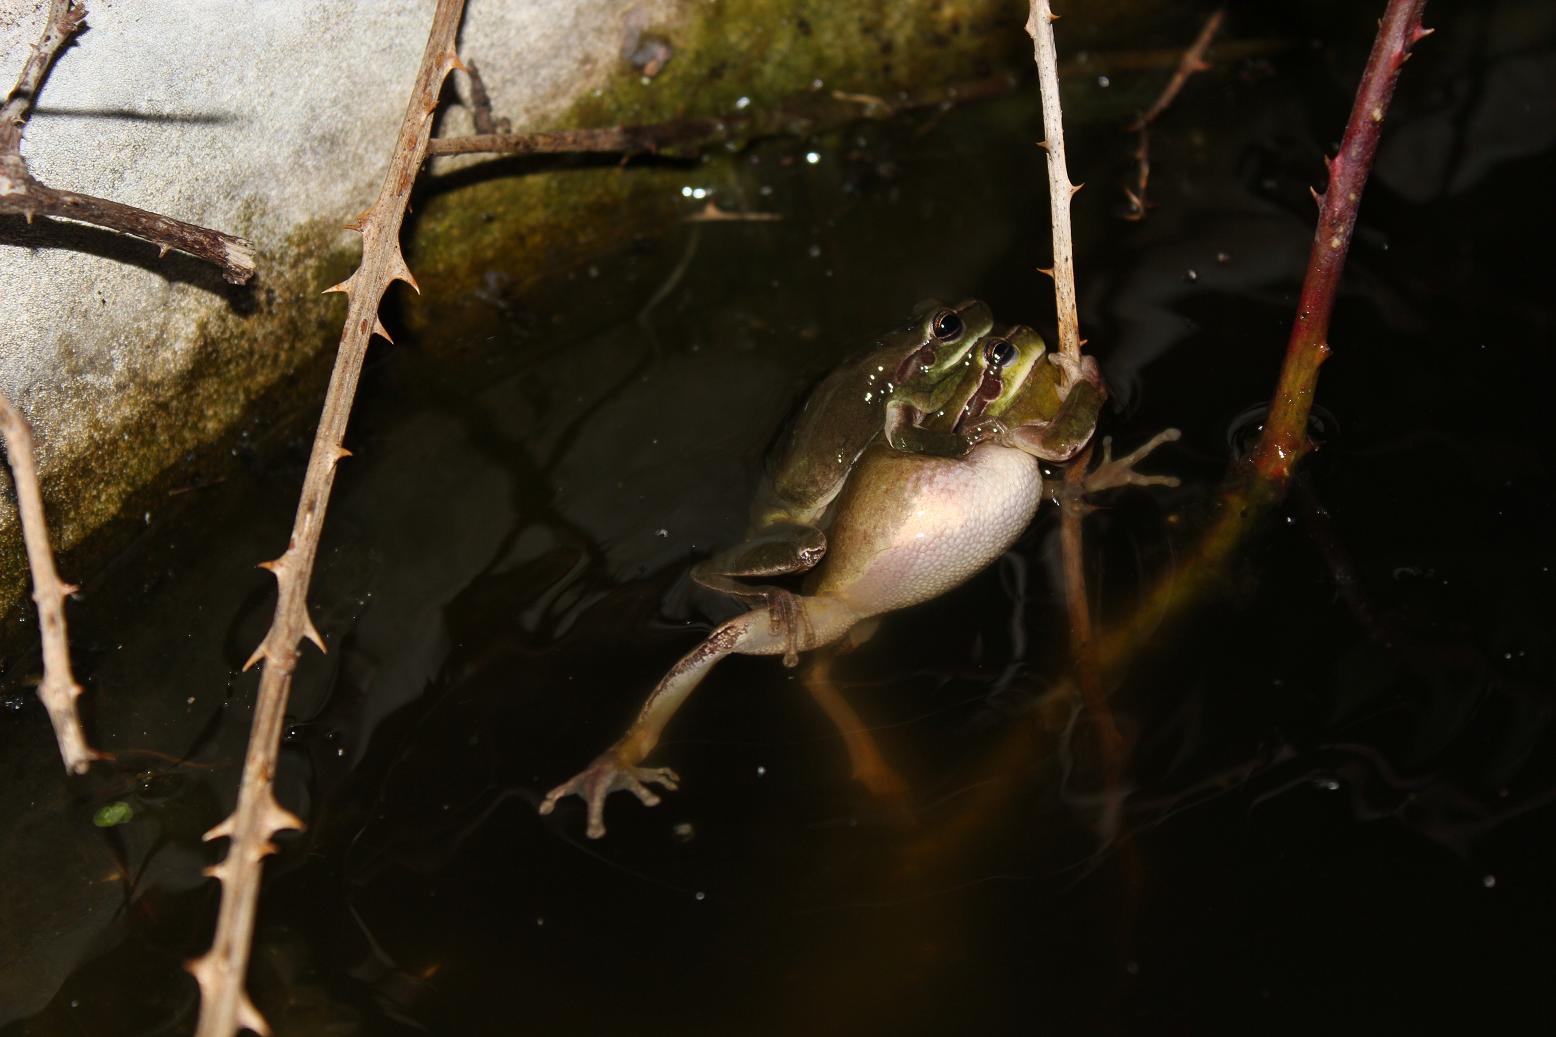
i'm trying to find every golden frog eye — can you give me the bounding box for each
[930,309,964,341]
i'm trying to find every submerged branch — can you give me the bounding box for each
[0,0,255,284]
[186,1,467,1033]
[0,393,102,774]
[1121,6,1225,220]
[1126,6,1225,133]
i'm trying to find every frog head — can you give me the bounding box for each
[930,324,1103,461]
[889,299,995,390]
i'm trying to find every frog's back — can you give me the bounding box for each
[765,345,898,518]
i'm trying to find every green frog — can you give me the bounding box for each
[691,300,995,665]
[541,326,1178,838]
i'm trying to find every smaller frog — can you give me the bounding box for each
[692,300,995,665]
[541,326,1177,838]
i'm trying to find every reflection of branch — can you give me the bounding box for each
[1122,7,1225,220]
[185,2,468,1034]
[1121,126,1150,221]
[1255,0,1431,478]
[1127,7,1225,133]
[0,393,102,775]
[0,0,255,284]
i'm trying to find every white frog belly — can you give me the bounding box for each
[813,443,1043,617]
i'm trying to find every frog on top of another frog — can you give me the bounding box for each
[541,322,1178,839]
[691,299,995,664]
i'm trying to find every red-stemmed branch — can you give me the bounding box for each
[1255,0,1432,478]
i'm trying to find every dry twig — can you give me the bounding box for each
[185,1,467,1033]
[426,74,1018,161]
[0,393,101,774]
[1026,0,1083,362]
[0,0,255,284]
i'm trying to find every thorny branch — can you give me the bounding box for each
[1026,0,1083,362]
[1255,0,1432,478]
[185,1,467,1033]
[0,393,101,774]
[0,0,255,284]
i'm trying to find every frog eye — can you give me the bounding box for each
[930,309,965,341]
[984,338,1016,368]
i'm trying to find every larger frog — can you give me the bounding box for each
[541,326,1178,838]
[691,300,994,664]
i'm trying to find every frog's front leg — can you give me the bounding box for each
[969,379,1108,463]
[540,595,864,838]
[690,523,826,667]
[883,395,976,459]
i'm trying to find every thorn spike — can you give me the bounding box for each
[243,644,266,672]
[372,318,394,344]
[265,796,305,833]
[303,614,327,654]
[204,814,235,842]
[237,994,272,1037]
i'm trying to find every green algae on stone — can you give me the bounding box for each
[0,217,358,614]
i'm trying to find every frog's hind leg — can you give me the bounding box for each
[691,523,828,667]
[540,594,864,837]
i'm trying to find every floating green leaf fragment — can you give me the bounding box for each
[93,801,134,827]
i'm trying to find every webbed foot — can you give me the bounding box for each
[539,750,681,839]
[1082,428,1182,495]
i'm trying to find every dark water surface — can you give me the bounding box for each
[4,3,1554,1034]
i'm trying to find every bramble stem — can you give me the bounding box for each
[185,2,467,1034]
[1254,0,1431,479]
